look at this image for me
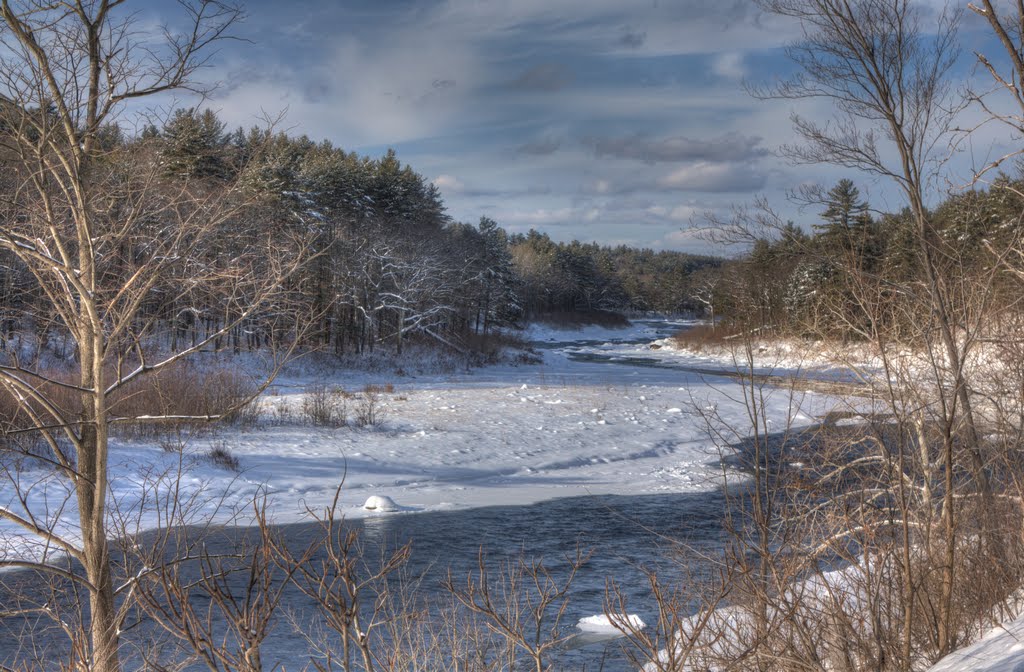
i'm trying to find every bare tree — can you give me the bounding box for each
[690,267,722,328]
[0,3,311,670]
[966,1,1024,174]
[130,500,299,672]
[266,486,412,672]
[748,5,996,657]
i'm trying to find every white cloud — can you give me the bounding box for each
[658,227,721,253]
[433,0,797,57]
[211,22,483,146]
[499,207,576,225]
[191,0,918,251]
[711,52,746,80]
[658,161,766,193]
[433,174,465,193]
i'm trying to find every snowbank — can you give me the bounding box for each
[653,334,874,383]
[928,613,1024,671]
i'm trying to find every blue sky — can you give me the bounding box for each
[145,0,1017,254]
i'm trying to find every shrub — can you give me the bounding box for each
[669,323,744,351]
[0,361,260,450]
[355,384,386,427]
[301,383,349,427]
[109,361,260,437]
[205,441,240,472]
[463,330,540,365]
[272,399,294,425]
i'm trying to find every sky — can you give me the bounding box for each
[142,0,1016,255]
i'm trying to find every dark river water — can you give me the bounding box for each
[264,490,729,670]
[0,491,732,671]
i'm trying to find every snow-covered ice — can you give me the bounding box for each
[0,318,841,563]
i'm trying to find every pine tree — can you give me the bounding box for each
[819,179,870,235]
[476,217,521,332]
[161,108,228,178]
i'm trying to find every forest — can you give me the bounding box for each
[0,106,717,364]
[695,175,1024,341]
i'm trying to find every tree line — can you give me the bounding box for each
[704,175,1024,342]
[0,106,719,364]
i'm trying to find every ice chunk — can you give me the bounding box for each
[577,614,646,633]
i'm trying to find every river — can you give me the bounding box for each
[1,318,745,671]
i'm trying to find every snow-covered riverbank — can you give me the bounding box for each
[0,319,842,564]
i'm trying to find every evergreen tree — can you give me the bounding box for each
[819,179,870,234]
[161,108,229,178]
[817,179,882,274]
[473,217,521,332]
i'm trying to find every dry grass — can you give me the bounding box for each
[204,441,241,472]
[668,322,759,353]
[355,384,386,427]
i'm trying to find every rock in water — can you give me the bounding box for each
[363,495,399,512]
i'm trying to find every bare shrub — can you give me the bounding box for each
[205,441,241,472]
[656,330,1024,672]
[0,361,260,447]
[355,385,387,427]
[266,486,413,672]
[462,330,540,365]
[301,383,350,427]
[443,547,588,672]
[607,560,734,672]
[272,399,295,426]
[111,362,261,437]
[669,322,746,351]
[133,504,295,672]
[158,433,186,455]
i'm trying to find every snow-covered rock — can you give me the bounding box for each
[363,495,399,512]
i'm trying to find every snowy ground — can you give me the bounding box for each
[928,614,1024,671]
[650,333,881,384]
[0,318,843,564]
